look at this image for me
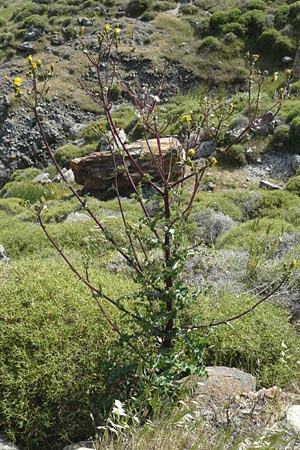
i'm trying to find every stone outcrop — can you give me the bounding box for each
[70,137,181,194]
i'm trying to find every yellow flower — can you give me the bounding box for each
[187,148,195,158]
[210,157,217,166]
[272,72,278,82]
[285,69,292,80]
[114,27,121,36]
[37,59,42,68]
[230,102,236,110]
[79,26,85,36]
[291,259,297,269]
[27,55,33,64]
[31,62,37,71]
[103,23,112,33]
[181,114,192,124]
[14,77,22,87]
[253,54,260,61]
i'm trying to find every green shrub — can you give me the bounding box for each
[198,36,222,53]
[201,292,300,387]
[290,116,300,149]
[272,125,291,150]
[290,81,300,96]
[0,16,6,27]
[239,10,266,38]
[221,22,246,37]
[286,176,300,195]
[274,5,289,30]
[216,218,294,250]
[221,144,247,167]
[0,181,70,204]
[245,0,265,10]
[257,29,281,54]
[54,144,86,166]
[9,168,42,182]
[273,35,295,59]
[209,9,242,34]
[179,5,199,15]
[126,0,151,17]
[0,256,136,450]
[152,1,177,12]
[23,14,49,30]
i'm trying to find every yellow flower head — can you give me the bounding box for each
[14,77,22,87]
[27,54,33,64]
[253,54,260,61]
[291,259,297,269]
[37,59,42,68]
[103,23,112,33]
[272,72,278,82]
[31,62,37,71]
[230,102,236,110]
[285,69,292,80]
[79,26,85,36]
[181,114,192,124]
[187,148,196,158]
[114,27,121,36]
[210,157,217,166]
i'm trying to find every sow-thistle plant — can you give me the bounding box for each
[5,24,297,398]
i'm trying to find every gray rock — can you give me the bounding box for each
[0,436,19,449]
[195,140,214,158]
[23,27,43,41]
[291,154,300,172]
[99,129,127,151]
[282,56,293,64]
[64,212,90,223]
[259,180,283,190]
[292,46,300,79]
[63,441,94,450]
[0,245,9,263]
[286,405,300,433]
[189,366,256,402]
[33,172,51,184]
[18,41,35,51]
[53,168,75,184]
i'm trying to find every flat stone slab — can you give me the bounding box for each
[194,366,256,401]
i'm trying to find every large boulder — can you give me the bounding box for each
[70,137,181,194]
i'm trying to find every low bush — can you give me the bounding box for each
[274,5,289,30]
[126,0,151,17]
[209,9,242,34]
[272,124,291,150]
[220,144,247,167]
[289,116,300,149]
[0,181,70,203]
[216,218,294,250]
[201,292,300,387]
[198,36,222,53]
[239,10,266,38]
[286,176,300,195]
[0,256,136,450]
[54,144,86,167]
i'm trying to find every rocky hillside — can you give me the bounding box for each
[1,0,300,188]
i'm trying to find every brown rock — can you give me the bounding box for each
[71,137,181,194]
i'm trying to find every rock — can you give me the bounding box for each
[192,366,256,402]
[292,47,300,79]
[53,168,75,184]
[23,27,43,41]
[0,245,9,263]
[17,41,35,52]
[259,180,283,190]
[64,212,90,223]
[99,129,127,151]
[77,17,95,26]
[286,405,300,433]
[195,140,214,158]
[0,436,19,449]
[291,154,300,172]
[70,137,181,194]
[33,172,51,184]
[282,56,293,65]
[63,441,94,450]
